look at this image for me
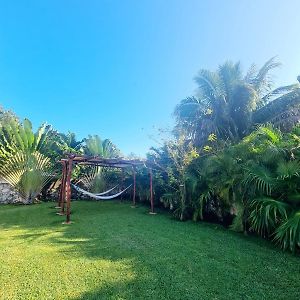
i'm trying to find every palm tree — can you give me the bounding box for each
[174,58,299,147]
[83,135,121,158]
[77,135,122,192]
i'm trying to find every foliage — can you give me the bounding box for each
[0,118,59,202]
[274,211,300,253]
[71,135,122,192]
[148,124,300,252]
[0,151,55,202]
[83,134,121,158]
[57,131,84,154]
[174,58,299,147]
[1,58,300,254]
[249,197,289,236]
[148,135,199,220]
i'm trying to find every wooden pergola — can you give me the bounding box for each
[57,154,155,224]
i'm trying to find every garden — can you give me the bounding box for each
[1,58,300,299]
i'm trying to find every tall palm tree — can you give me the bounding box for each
[174,58,299,146]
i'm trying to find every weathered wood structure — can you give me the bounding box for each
[58,154,155,224]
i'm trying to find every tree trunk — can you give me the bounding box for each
[179,176,186,221]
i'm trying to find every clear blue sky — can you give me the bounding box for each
[0,0,299,156]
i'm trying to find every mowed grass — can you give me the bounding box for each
[0,201,299,300]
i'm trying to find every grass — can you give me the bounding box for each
[0,201,299,300]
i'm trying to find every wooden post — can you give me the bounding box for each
[132,166,136,207]
[56,162,63,209]
[149,168,156,214]
[120,168,124,202]
[64,156,74,224]
[57,161,67,215]
[57,161,66,210]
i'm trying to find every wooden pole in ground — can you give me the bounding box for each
[120,168,124,202]
[149,168,155,214]
[57,161,67,215]
[64,156,74,224]
[57,161,66,210]
[56,166,63,209]
[132,166,136,207]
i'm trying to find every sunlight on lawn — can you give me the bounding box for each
[0,202,299,300]
[0,227,137,299]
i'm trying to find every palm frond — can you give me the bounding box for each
[274,210,300,252]
[194,69,221,103]
[249,197,290,236]
[276,160,300,179]
[251,57,281,96]
[244,63,257,83]
[218,61,242,101]
[253,89,300,131]
[262,83,300,103]
[244,165,275,195]
[0,151,56,202]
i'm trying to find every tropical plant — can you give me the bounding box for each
[58,131,83,154]
[168,125,300,252]
[229,126,300,251]
[274,211,300,252]
[75,135,122,192]
[0,151,55,202]
[0,118,59,203]
[149,136,199,220]
[174,58,299,147]
[83,135,121,158]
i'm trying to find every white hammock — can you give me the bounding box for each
[95,185,118,196]
[71,183,132,200]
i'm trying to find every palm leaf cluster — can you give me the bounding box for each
[72,135,123,194]
[0,151,55,202]
[174,58,300,147]
[0,118,59,202]
[0,115,124,202]
[84,135,121,158]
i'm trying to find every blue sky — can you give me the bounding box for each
[0,0,299,156]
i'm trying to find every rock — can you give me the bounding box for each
[0,179,27,204]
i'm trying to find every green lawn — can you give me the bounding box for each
[0,201,299,300]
